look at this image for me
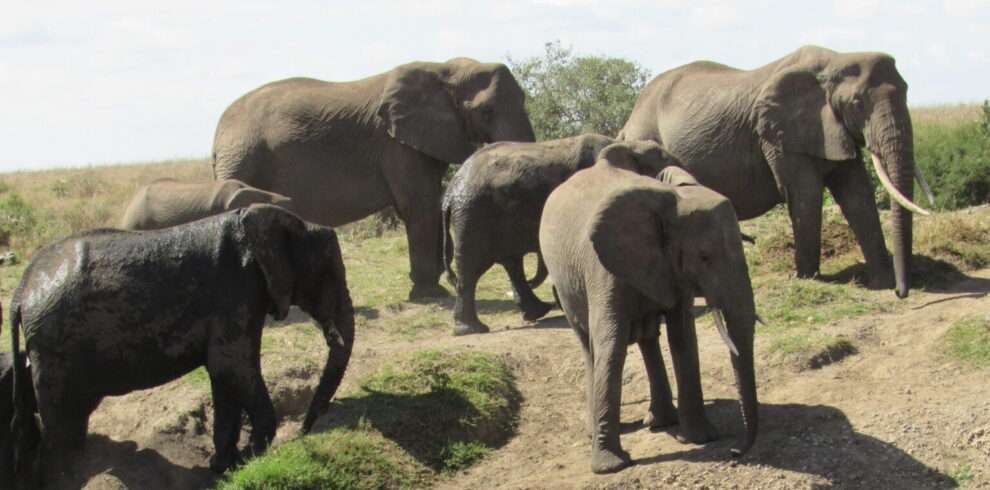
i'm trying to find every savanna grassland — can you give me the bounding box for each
[1,104,989,489]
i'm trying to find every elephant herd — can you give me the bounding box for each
[2,45,931,486]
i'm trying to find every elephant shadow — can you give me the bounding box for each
[636,400,957,489]
[54,434,217,490]
[311,383,522,471]
[821,254,990,297]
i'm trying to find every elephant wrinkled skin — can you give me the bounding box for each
[8,205,355,486]
[620,45,928,297]
[540,149,758,474]
[120,178,294,230]
[213,58,535,300]
[442,135,679,336]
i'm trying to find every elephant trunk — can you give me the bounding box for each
[494,109,536,144]
[717,305,758,457]
[868,101,917,298]
[302,291,355,433]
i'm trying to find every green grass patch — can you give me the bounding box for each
[219,350,521,489]
[755,278,892,328]
[941,316,990,368]
[948,463,974,486]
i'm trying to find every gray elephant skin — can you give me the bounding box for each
[213,58,535,300]
[7,205,354,486]
[442,135,681,336]
[1,339,40,488]
[540,149,758,474]
[120,178,294,230]
[620,45,930,298]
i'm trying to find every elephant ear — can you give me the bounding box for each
[590,186,679,308]
[755,69,858,161]
[658,166,699,186]
[239,204,306,320]
[226,186,273,210]
[378,63,474,164]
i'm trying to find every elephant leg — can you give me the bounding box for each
[587,307,631,474]
[452,259,493,336]
[33,372,97,485]
[638,335,677,429]
[501,256,554,321]
[384,148,450,300]
[825,162,894,289]
[778,163,825,278]
[576,329,596,439]
[207,343,276,471]
[665,298,718,444]
[207,374,245,473]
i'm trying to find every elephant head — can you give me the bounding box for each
[597,140,681,177]
[590,180,758,456]
[755,45,929,297]
[378,58,536,164]
[239,204,354,433]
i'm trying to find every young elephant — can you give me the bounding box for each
[540,145,758,473]
[1,341,41,488]
[442,135,679,336]
[119,178,293,230]
[9,205,354,483]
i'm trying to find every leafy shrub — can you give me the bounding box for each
[0,193,37,247]
[911,100,990,210]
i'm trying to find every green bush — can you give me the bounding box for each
[912,100,990,210]
[0,193,37,247]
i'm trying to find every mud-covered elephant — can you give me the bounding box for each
[540,147,758,473]
[120,178,294,230]
[620,45,931,298]
[213,58,535,300]
[8,205,354,485]
[442,135,680,336]
[1,313,41,489]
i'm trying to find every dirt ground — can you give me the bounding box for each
[50,266,990,489]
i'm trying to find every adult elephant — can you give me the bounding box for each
[8,205,354,485]
[540,145,758,474]
[120,178,294,230]
[213,58,535,300]
[443,135,680,336]
[620,45,931,298]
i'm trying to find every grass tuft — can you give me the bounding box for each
[941,316,990,368]
[219,350,520,489]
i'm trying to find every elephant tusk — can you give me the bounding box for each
[713,309,740,357]
[915,164,936,207]
[869,152,931,216]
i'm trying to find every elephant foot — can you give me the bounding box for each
[453,320,490,336]
[675,416,719,444]
[208,451,245,474]
[521,300,555,322]
[409,283,451,301]
[643,405,678,429]
[591,446,632,474]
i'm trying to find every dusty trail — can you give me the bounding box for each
[64,268,990,489]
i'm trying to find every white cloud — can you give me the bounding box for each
[944,0,990,16]
[833,0,883,19]
[692,2,740,28]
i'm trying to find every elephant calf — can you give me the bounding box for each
[9,205,354,484]
[540,145,758,473]
[442,135,679,336]
[120,178,293,230]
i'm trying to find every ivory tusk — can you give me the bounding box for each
[915,164,936,207]
[869,152,931,216]
[713,309,740,357]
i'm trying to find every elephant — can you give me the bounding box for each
[442,135,681,336]
[8,204,355,485]
[1,335,41,488]
[540,145,758,474]
[620,45,931,298]
[213,58,535,300]
[120,178,294,230]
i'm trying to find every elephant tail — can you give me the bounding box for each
[527,252,549,289]
[442,202,458,288]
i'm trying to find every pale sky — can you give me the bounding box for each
[2,0,988,171]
